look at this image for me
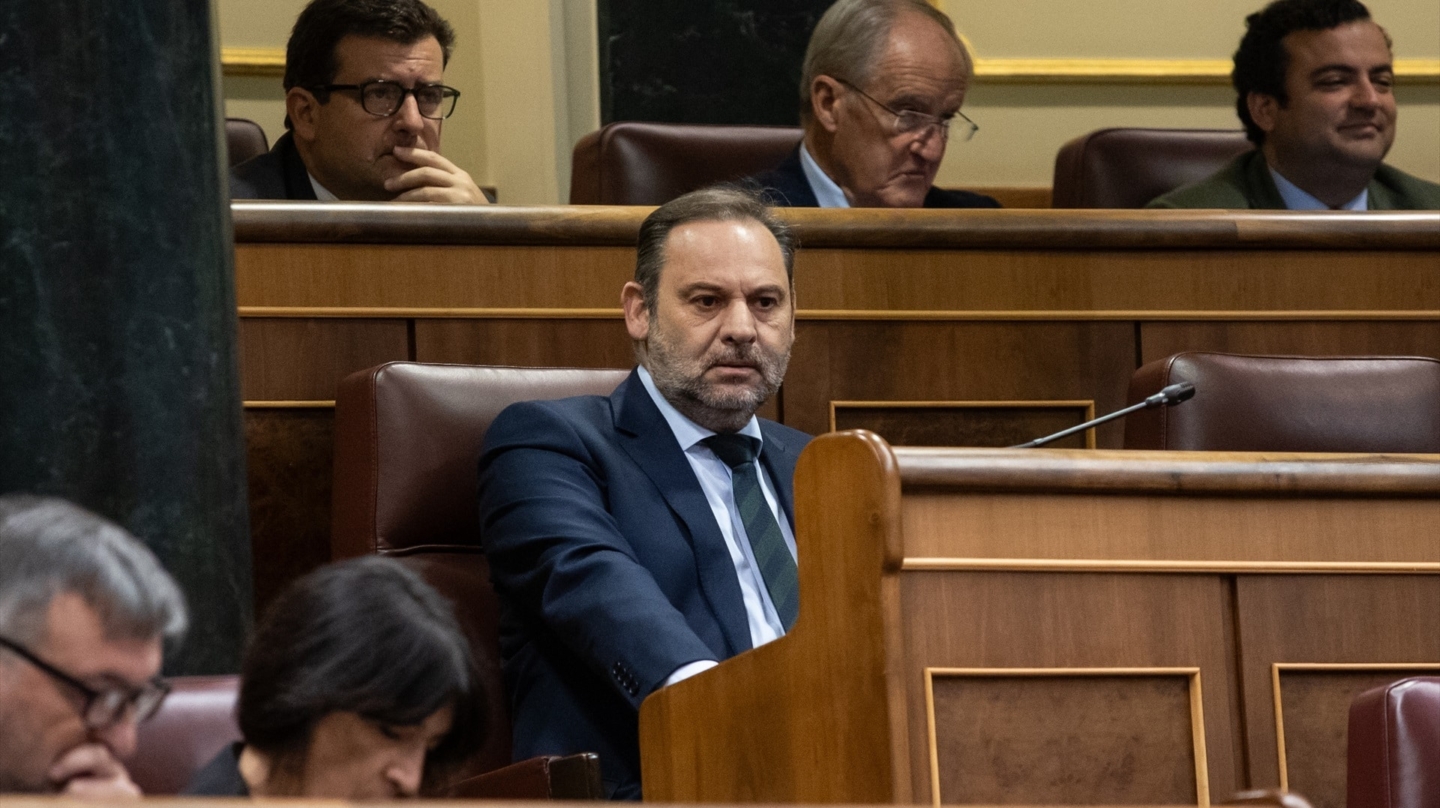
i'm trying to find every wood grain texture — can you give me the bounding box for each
[1234,576,1440,789]
[244,407,335,613]
[639,431,905,803]
[232,203,1440,250]
[1140,321,1440,363]
[832,402,1092,449]
[638,433,1439,804]
[240,318,410,400]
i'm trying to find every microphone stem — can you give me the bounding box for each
[1010,399,1151,449]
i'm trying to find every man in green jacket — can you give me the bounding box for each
[1150,0,1440,210]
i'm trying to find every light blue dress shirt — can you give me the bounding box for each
[636,366,797,684]
[1270,167,1368,211]
[799,143,851,208]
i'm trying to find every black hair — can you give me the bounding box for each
[237,556,483,790]
[283,0,456,127]
[1232,0,1381,145]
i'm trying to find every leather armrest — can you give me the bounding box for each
[447,753,603,800]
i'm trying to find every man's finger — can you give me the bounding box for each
[391,146,456,171]
[61,775,143,801]
[49,743,124,783]
[386,166,456,192]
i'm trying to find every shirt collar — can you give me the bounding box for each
[307,173,340,202]
[1269,166,1367,211]
[637,366,763,451]
[799,143,851,209]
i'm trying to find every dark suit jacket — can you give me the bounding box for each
[746,146,1000,208]
[229,131,318,201]
[476,370,811,799]
[1147,150,1440,209]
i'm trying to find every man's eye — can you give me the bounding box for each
[376,723,404,740]
[754,297,778,310]
[693,296,719,308]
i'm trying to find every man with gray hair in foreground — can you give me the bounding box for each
[0,495,188,798]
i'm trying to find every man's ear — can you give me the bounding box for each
[1247,92,1279,136]
[286,87,321,144]
[810,76,844,134]
[621,281,651,342]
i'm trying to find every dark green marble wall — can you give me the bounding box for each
[598,0,832,126]
[0,1,252,673]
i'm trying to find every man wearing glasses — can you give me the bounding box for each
[0,495,187,798]
[231,0,489,203]
[748,0,998,209]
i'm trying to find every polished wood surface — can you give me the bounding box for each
[233,203,1440,615]
[637,433,1440,806]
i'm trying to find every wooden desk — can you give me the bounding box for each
[639,433,1440,807]
[233,204,1440,609]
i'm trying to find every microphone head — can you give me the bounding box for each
[1159,381,1196,406]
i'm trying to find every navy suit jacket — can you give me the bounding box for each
[476,370,811,799]
[229,132,318,200]
[746,146,1000,208]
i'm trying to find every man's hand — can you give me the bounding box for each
[48,743,142,800]
[385,146,491,204]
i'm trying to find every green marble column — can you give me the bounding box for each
[0,1,252,673]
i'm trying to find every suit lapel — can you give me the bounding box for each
[612,372,752,655]
[758,423,800,530]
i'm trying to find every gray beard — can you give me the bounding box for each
[643,329,790,434]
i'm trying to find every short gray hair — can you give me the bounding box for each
[0,495,188,647]
[800,0,969,123]
[633,185,795,319]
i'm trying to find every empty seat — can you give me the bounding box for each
[1052,128,1253,208]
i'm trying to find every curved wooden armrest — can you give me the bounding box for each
[447,752,603,800]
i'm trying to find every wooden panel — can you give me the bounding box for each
[239,318,409,400]
[1234,576,1440,789]
[244,407,335,613]
[1140,321,1440,363]
[235,244,635,309]
[791,249,1439,313]
[928,671,1201,805]
[833,402,1092,448]
[898,571,1238,802]
[900,494,1440,569]
[413,318,633,367]
[1275,667,1440,808]
[786,322,1134,443]
[969,186,1052,208]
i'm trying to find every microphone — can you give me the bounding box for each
[1009,382,1196,449]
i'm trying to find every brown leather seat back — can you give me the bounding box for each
[1051,128,1253,208]
[128,675,240,795]
[1124,352,1440,451]
[224,118,269,167]
[330,363,630,778]
[569,121,803,205]
[1348,677,1440,808]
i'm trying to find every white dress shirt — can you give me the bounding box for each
[1270,166,1368,211]
[636,367,798,686]
[799,143,851,208]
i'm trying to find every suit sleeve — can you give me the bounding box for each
[477,401,717,708]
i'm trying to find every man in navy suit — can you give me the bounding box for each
[748,0,998,209]
[477,187,811,799]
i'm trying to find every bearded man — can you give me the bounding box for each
[477,187,810,800]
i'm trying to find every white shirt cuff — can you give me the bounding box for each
[663,659,719,688]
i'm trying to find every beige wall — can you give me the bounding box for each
[219,0,1439,202]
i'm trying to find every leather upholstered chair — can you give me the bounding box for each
[1347,677,1440,808]
[1124,352,1440,452]
[331,361,631,798]
[569,121,802,205]
[224,118,269,167]
[127,675,240,795]
[1051,127,1253,208]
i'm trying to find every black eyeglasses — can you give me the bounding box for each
[834,77,978,142]
[311,80,461,120]
[0,635,170,729]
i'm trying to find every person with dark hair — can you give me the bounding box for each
[478,186,811,799]
[230,0,489,204]
[745,0,997,209]
[184,556,483,798]
[0,495,188,799]
[1150,0,1439,209]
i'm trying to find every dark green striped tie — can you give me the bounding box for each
[702,434,798,630]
